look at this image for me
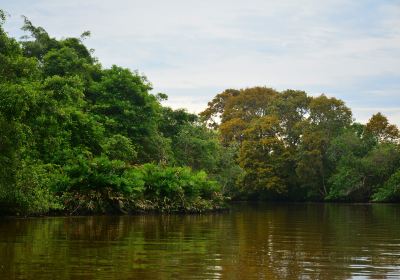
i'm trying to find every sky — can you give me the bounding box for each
[1,0,400,125]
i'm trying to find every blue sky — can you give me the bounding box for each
[1,0,399,124]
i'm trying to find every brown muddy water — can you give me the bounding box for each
[0,203,399,279]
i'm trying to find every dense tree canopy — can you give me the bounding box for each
[1,10,399,215]
[0,12,230,215]
[201,87,400,202]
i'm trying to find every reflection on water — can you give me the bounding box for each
[1,203,400,279]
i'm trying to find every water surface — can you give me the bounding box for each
[1,203,400,279]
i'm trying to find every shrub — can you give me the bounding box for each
[53,155,144,214]
[137,164,223,212]
[13,160,63,215]
[373,170,400,202]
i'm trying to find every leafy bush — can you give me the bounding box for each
[13,161,63,215]
[137,164,223,212]
[55,155,144,194]
[102,134,137,162]
[53,155,144,214]
[326,163,364,201]
[373,170,400,202]
[51,157,224,214]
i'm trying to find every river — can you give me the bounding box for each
[1,203,399,279]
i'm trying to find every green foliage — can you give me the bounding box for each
[137,164,224,212]
[55,160,223,214]
[1,10,400,217]
[373,170,400,202]
[13,161,63,215]
[159,107,197,138]
[20,16,60,60]
[326,138,400,202]
[102,134,137,162]
[53,155,146,214]
[55,155,144,194]
[0,14,227,215]
[88,65,169,162]
[173,124,220,171]
[210,143,243,196]
[363,144,400,182]
[326,157,364,201]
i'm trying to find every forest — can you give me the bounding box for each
[1,10,400,216]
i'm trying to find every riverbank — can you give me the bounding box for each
[0,195,228,217]
[5,199,399,218]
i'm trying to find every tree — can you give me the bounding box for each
[201,87,278,144]
[308,94,352,136]
[158,107,197,139]
[296,130,330,198]
[89,66,169,163]
[296,95,352,199]
[202,88,356,200]
[238,115,287,196]
[0,12,227,215]
[200,89,240,129]
[20,16,60,60]
[365,113,400,144]
[173,123,221,172]
[326,123,400,201]
[273,90,310,147]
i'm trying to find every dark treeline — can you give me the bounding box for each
[1,11,399,215]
